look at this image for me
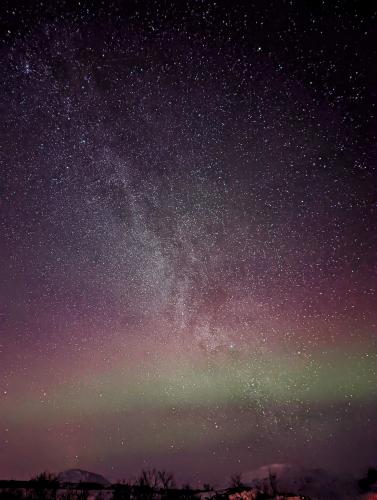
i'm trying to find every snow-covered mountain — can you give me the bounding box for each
[242,463,357,499]
[57,469,110,486]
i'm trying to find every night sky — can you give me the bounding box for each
[1,0,377,486]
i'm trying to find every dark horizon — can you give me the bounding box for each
[1,0,377,487]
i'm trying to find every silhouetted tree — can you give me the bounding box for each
[136,469,175,492]
[28,472,59,500]
[202,483,214,491]
[137,469,158,490]
[268,469,278,496]
[157,471,175,491]
[229,474,245,489]
[358,467,377,492]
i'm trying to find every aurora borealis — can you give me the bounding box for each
[1,0,377,486]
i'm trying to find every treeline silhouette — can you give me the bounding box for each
[0,469,201,500]
[0,468,290,500]
[1,466,377,499]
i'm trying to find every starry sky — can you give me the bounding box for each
[1,0,377,486]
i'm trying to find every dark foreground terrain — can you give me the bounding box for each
[1,467,377,500]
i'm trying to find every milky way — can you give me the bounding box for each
[1,0,377,485]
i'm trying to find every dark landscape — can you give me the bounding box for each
[1,465,377,499]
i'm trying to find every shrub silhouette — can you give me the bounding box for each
[202,483,214,491]
[229,474,246,490]
[134,469,176,499]
[28,472,59,500]
[136,469,175,490]
[358,466,377,492]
